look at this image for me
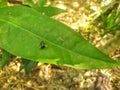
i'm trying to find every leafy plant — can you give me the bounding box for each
[89,1,120,35]
[0,6,120,72]
[24,0,66,17]
[20,59,37,74]
[1,49,11,68]
[0,0,7,8]
[24,0,47,7]
[98,5,120,35]
[89,1,117,23]
[0,0,65,74]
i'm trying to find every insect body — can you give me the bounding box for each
[40,41,46,49]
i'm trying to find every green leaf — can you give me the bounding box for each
[0,6,119,69]
[24,0,65,16]
[0,0,7,8]
[20,59,37,74]
[24,0,34,7]
[35,0,47,7]
[100,13,108,27]
[89,1,116,23]
[1,49,11,68]
[34,6,66,17]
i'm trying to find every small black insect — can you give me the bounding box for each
[40,41,46,49]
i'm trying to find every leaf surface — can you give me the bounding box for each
[0,6,119,69]
[34,6,66,16]
[24,0,34,7]
[35,0,47,7]
[20,59,37,74]
[1,49,11,68]
[0,0,7,8]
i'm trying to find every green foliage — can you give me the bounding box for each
[35,0,47,7]
[24,0,47,7]
[90,1,120,35]
[89,1,116,23]
[0,0,7,8]
[0,6,119,71]
[0,0,65,73]
[24,0,65,17]
[98,6,120,35]
[24,0,34,7]
[1,49,11,68]
[20,59,37,74]
[34,6,66,17]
